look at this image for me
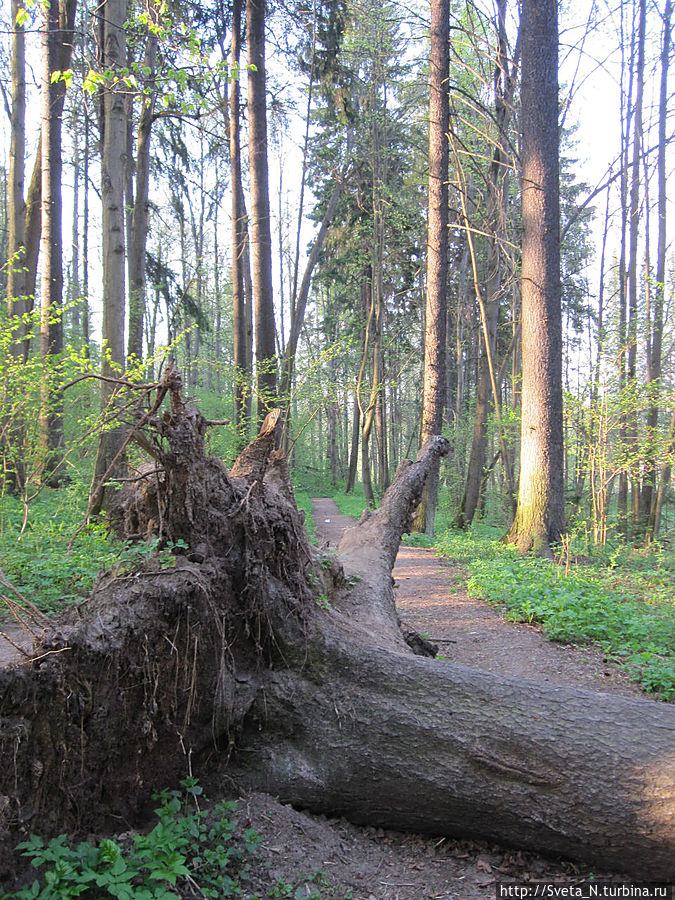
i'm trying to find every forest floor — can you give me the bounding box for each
[0,500,657,899]
[216,500,650,899]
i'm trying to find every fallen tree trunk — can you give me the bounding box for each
[0,371,673,885]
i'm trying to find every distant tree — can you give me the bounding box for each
[39,0,77,477]
[7,0,26,331]
[505,0,565,554]
[412,0,449,535]
[643,0,671,541]
[127,0,161,364]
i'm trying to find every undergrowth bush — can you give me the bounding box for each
[3,780,343,900]
[435,530,675,700]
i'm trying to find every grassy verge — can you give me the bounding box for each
[435,528,675,700]
[293,490,317,543]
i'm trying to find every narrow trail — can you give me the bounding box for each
[311,497,645,699]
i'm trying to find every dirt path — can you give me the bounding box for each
[313,498,645,699]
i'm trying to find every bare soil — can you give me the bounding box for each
[0,499,652,898]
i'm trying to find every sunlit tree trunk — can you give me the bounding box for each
[616,1,636,535]
[626,0,646,534]
[505,0,565,555]
[644,0,671,542]
[127,1,160,364]
[7,0,26,329]
[413,0,449,535]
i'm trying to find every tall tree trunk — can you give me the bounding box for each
[90,0,128,515]
[7,0,26,328]
[70,97,81,335]
[505,0,565,555]
[648,406,675,539]
[230,0,249,447]
[247,0,277,421]
[644,0,671,542]
[39,0,76,478]
[453,5,518,529]
[412,0,449,535]
[626,0,646,535]
[279,175,345,406]
[4,0,27,490]
[616,1,636,536]
[127,2,159,364]
[82,104,90,356]
[346,394,360,492]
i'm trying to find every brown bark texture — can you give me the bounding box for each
[0,376,673,889]
[90,0,128,514]
[507,0,565,554]
[7,0,26,325]
[230,0,250,448]
[127,2,160,363]
[412,0,449,536]
[247,0,277,420]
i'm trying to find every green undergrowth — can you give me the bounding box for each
[0,489,120,613]
[330,489,370,519]
[293,490,317,543]
[0,491,190,615]
[435,528,675,700]
[2,780,344,900]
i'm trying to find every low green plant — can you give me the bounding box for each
[293,490,317,543]
[330,490,369,519]
[3,780,261,899]
[435,529,675,700]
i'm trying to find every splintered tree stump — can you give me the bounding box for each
[0,372,673,887]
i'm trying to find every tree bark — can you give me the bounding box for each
[230,0,251,449]
[412,0,449,536]
[127,1,160,364]
[3,0,27,490]
[90,0,128,515]
[7,0,26,328]
[644,0,671,542]
[0,384,673,889]
[247,0,277,421]
[39,0,76,477]
[506,0,565,554]
[21,0,78,364]
[626,0,646,535]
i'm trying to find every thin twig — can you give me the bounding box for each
[0,631,33,659]
[0,568,51,628]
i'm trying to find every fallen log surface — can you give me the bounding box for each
[0,371,673,885]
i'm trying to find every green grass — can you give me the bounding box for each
[435,529,675,700]
[0,488,121,613]
[293,490,318,543]
[331,489,370,519]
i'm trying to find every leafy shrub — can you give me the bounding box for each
[3,780,261,899]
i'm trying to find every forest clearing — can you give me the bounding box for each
[1,0,675,894]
